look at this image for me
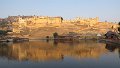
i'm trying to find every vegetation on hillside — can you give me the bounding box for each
[0,21,8,29]
[0,30,8,35]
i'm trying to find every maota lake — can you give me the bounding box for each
[0,40,120,68]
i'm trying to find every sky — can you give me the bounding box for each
[0,0,120,22]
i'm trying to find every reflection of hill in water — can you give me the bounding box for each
[0,40,107,61]
[105,43,120,52]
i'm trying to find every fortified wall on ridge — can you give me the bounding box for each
[7,15,118,38]
[11,16,99,33]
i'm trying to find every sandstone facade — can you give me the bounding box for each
[9,15,118,38]
[12,16,99,33]
[12,16,63,33]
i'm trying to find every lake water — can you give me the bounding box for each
[0,40,120,68]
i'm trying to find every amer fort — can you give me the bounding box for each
[6,15,118,39]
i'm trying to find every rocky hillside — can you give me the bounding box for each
[26,22,117,39]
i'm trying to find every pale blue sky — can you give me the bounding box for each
[0,0,120,22]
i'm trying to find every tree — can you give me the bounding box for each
[53,32,59,38]
[118,22,120,33]
[118,27,120,32]
[118,22,120,27]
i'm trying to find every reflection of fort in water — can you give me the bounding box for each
[0,40,109,61]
